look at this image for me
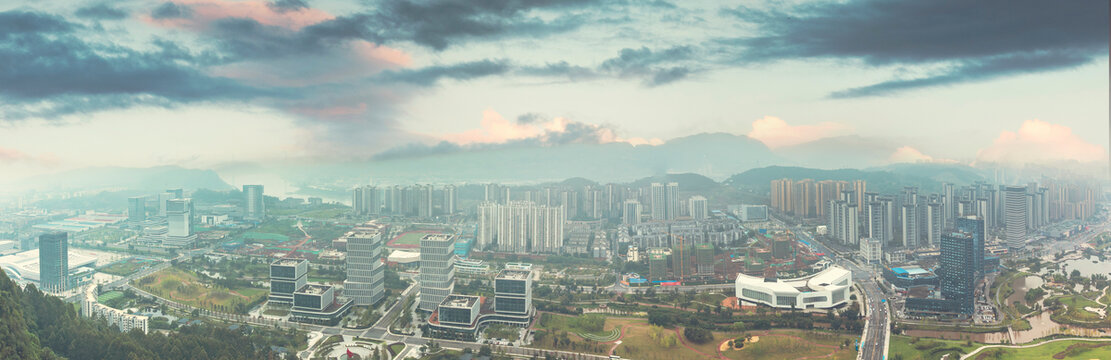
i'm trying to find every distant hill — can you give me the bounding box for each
[774,135,899,169]
[629,173,721,192]
[16,166,233,193]
[865,163,987,185]
[724,165,948,194]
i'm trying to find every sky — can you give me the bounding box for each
[0,0,1108,183]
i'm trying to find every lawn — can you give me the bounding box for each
[972,339,1111,360]
[241,231,290,244]
[484,323,521,342]
[389,231,439,247]
[889,334,985,360]
[133,267,266,313]
[1055,295,1106,322]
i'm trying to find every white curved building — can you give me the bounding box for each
[735,265,852,309]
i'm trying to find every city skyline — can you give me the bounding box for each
[0,0,1107,184]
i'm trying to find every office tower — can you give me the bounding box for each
[164,199,196,248]
[623,200,642,225]
[39,232,68,293]
[939,231,976,314]
[650,183,667,220]
[901,204,919,248]
[269,258,308,304]
[128,196,146,224]
[477,202,498,249]
[689,196,709,220]
[345,225,385,306]
[926,202,942,247]
[695,243,714,275]
[243,185,265,220]
[1003,186,1028,250]
[443,185,457,214]
[861,237,882,264]
[352,186,380,215]
[956,216,987,278]
[494,269,532,315]
[418,185,434,218]
[158,192,173,217]
[419,234,456,312]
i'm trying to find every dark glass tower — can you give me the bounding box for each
[956,216,987,279]
[38,232,68,293]
[939,231,975,314]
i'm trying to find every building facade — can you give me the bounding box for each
[38,232,68,293]
[420,234,456,312]
[344,224,385,306]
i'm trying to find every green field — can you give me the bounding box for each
[889,335,985,360]
[1053,295,1108,323]
[970,339,1111,360]
[391,231,436,246]
[99,257,159,276]
[133,267,266,313]
[97,290,125,304]
[242,232,290,244]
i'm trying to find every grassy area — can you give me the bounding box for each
[972,339,1111,360]
[720,331,857,360]
[390,231,437,247]
[133,267,266,313]
[1011,318,1032,331]
[388,343,405,356]
[889,335,985,360]
[1055,295,1106,322]
[484,323,520,342]
[241,231,290,244]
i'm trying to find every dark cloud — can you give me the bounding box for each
[375,59,511,86]
[648,67,691,86]
[0,10,275,119]
[517,61,598,81]
[268,0,309,13]
[516,112,546,124]
[74,4,128,20]
[723,0,1109,97]
[151,2,192,19]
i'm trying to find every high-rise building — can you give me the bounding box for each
[418,185,434,218]
[925,202,943,247]
[352,186,380,215]
[530,204,565,253]
[243,185,266,220]
[939,231,976,314]
[1003,186,1028,250]
[867,197,894,245]
[39,232,68,293]
[853,180,867,209]
[128,196,146,224]
[345,224,385,306]
[648,252,668,281]
[901,204,919,249]
[164,198,196,248]
[861,237,882,264]
[443,185,457,214]
[695,243,714,275]
[956,216,987,278]
[269,258,308,304]
[689,196,709,220]
[419,234,456,312]
[665,182,680,220]
[477,202,498,250]
[650,183,666,220]
[770,179,793,213]
[623,200,642,225]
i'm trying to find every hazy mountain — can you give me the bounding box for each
[724,165,948,194]
[629,173,721,192]
[865,163,988,185]
[15,166,233,193]
[775,135,899,169]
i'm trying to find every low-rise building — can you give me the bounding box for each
[734,265,852,309]
[289,284,353,325]
[81,285,148,334]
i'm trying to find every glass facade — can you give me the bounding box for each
[38,233,68,293]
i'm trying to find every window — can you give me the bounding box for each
[741,288,772,303]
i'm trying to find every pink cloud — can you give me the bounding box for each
[889,146,956,164]
[209,41,411,87]
[747,116,849,148]
[438,109,662,146]
[0,147,29,162]
[976,119,1106,165]
[147,0,333,30]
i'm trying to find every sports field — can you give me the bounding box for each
[387,231,440,248]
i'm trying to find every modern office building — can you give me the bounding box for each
[38,232,68,293]
[163,198,196,248]
[344,224,385,306]
[1003,186,1028,250]
[420,234,456,312]
[289,284,353,325]
[735,265,852,309]
[128,196,146,224]
[956,216,988,277]
[938,231,976,314]
[689,196,709,220]
[623,200,642,225]
[494,269,532,315]
[269,258,309,304]
[243,184,266,220]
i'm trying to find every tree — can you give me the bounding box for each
[479,345,493,357]
[683,327,713,344]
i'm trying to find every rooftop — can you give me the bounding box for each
[441,294,479,308]
[421,233,455,242]
[272,258,306,267]
[296,284,331,295]
[497,269,531,280]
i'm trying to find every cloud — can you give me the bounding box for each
[74,4,128,20]
[0,10,275,119]
[376,59,511,86]
[151,2,193,19]
[747,116,849,148]
[375,110,661,159]
[724,0,1109,97]
[976,119,1106,165]
[268,0,309,13]
[0,147,32,163]
[888,146,956,164]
